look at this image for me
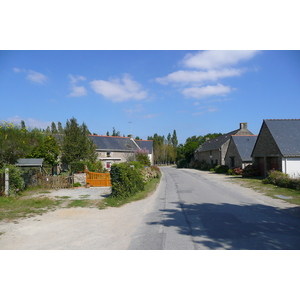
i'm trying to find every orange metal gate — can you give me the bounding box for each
[84,167,111,187]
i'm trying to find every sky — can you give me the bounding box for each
[1,50,299,144]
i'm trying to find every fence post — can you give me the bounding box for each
[5,168,9,196]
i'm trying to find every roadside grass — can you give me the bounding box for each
[99,177,161,209]
[228,176,300,206]
[0,195,62,221]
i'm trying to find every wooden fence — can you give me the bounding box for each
[37,173,73,189]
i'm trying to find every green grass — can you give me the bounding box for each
[67,200,92,208]
[0,196,61,221]
[228,176,300,206]
[55,196,71,199]
[100,177,161,209]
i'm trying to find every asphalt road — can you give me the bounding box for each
[1,166,300,250]
[128,166,300,250]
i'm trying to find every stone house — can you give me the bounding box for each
[194,122,254,166]
[89,135,153,170]
[224,135,257,169]
[251,119,300,178]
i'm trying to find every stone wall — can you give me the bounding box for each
[73,173,86,186]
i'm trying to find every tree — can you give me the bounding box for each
[51,122,58,134]
[21,120,26,130]
[171,130,178,148]
[0,122,41,166]
[29,135,60,166]
[57,122,64,134]
[61,117,97,165]
[112,127,120,137]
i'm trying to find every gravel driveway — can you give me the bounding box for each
[34,186,112,200]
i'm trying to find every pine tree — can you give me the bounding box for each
[61,117,96,164]
[51,122,58,134]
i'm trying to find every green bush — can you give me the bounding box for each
[214,165,229,174]
[262,170,300,190]
[228,167,243,175]
[177,159,188,168]
[242,165,261,177]
[73,182,81,187]
[110,162,145,198]
[0,164,25,196]
[69,161,85,173]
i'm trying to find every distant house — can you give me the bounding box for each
[89,135,153,170]
[194,123,254,166]
[224,135,257,169]
[251,119,300,178]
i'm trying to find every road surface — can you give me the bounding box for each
[1,167,299,249]
[128,167,300,250]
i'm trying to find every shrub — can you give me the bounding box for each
[73,182,81,187]
[228,167,243,175]
[242,165,261,177]
[0,164,25,196]
[214,165,229,174]
[110,162,145,198]
[177,159,188,168]
[70,161,85,173]
[134,148,151,166]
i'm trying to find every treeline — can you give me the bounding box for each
[147,130,178,165]
[0,118,96,171]
[176,133,222,168]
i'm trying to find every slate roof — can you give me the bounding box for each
[231,135,257,161]
[89,136,153,153]
[15,158,44,167]
[264,119,300,157]
[196,129,240,152]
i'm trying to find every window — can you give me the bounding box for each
[106,152,112,157]
[106,162,112,169]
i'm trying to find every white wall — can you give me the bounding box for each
[282,158,300,178]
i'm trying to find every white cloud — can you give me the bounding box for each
[192,106,218,116]
[13,68,48,84]
[26,70,48,84]
[90,74,148,102]
[7,116,52,129]
[13,67,22,73]
[155,68,246,85]
[123,104,144,115]
[182,50,259,70]
[182,83,233,99]
[68,74,87,97]
[140,114,160,119]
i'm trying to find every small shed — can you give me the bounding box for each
[15,158,44,173]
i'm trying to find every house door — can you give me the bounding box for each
[267,157,279,172]
[257,157,264,176]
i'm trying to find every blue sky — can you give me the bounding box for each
[1,50,299,144]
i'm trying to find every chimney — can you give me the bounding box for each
[205,137,210,141]
[240,122,248,130]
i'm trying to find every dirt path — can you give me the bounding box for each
[0,185,160,250]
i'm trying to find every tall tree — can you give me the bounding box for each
[51,122,58,134]
[21,120,26,130]
[61,117,97,164]
[57,122,64,134]
[171,130,178,148]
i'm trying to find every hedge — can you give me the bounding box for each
[262,170,300,190]
[110,162,145,198]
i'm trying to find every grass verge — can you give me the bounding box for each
[99,177,161,209]
[0,196,62,221]
[228,176,300,206]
